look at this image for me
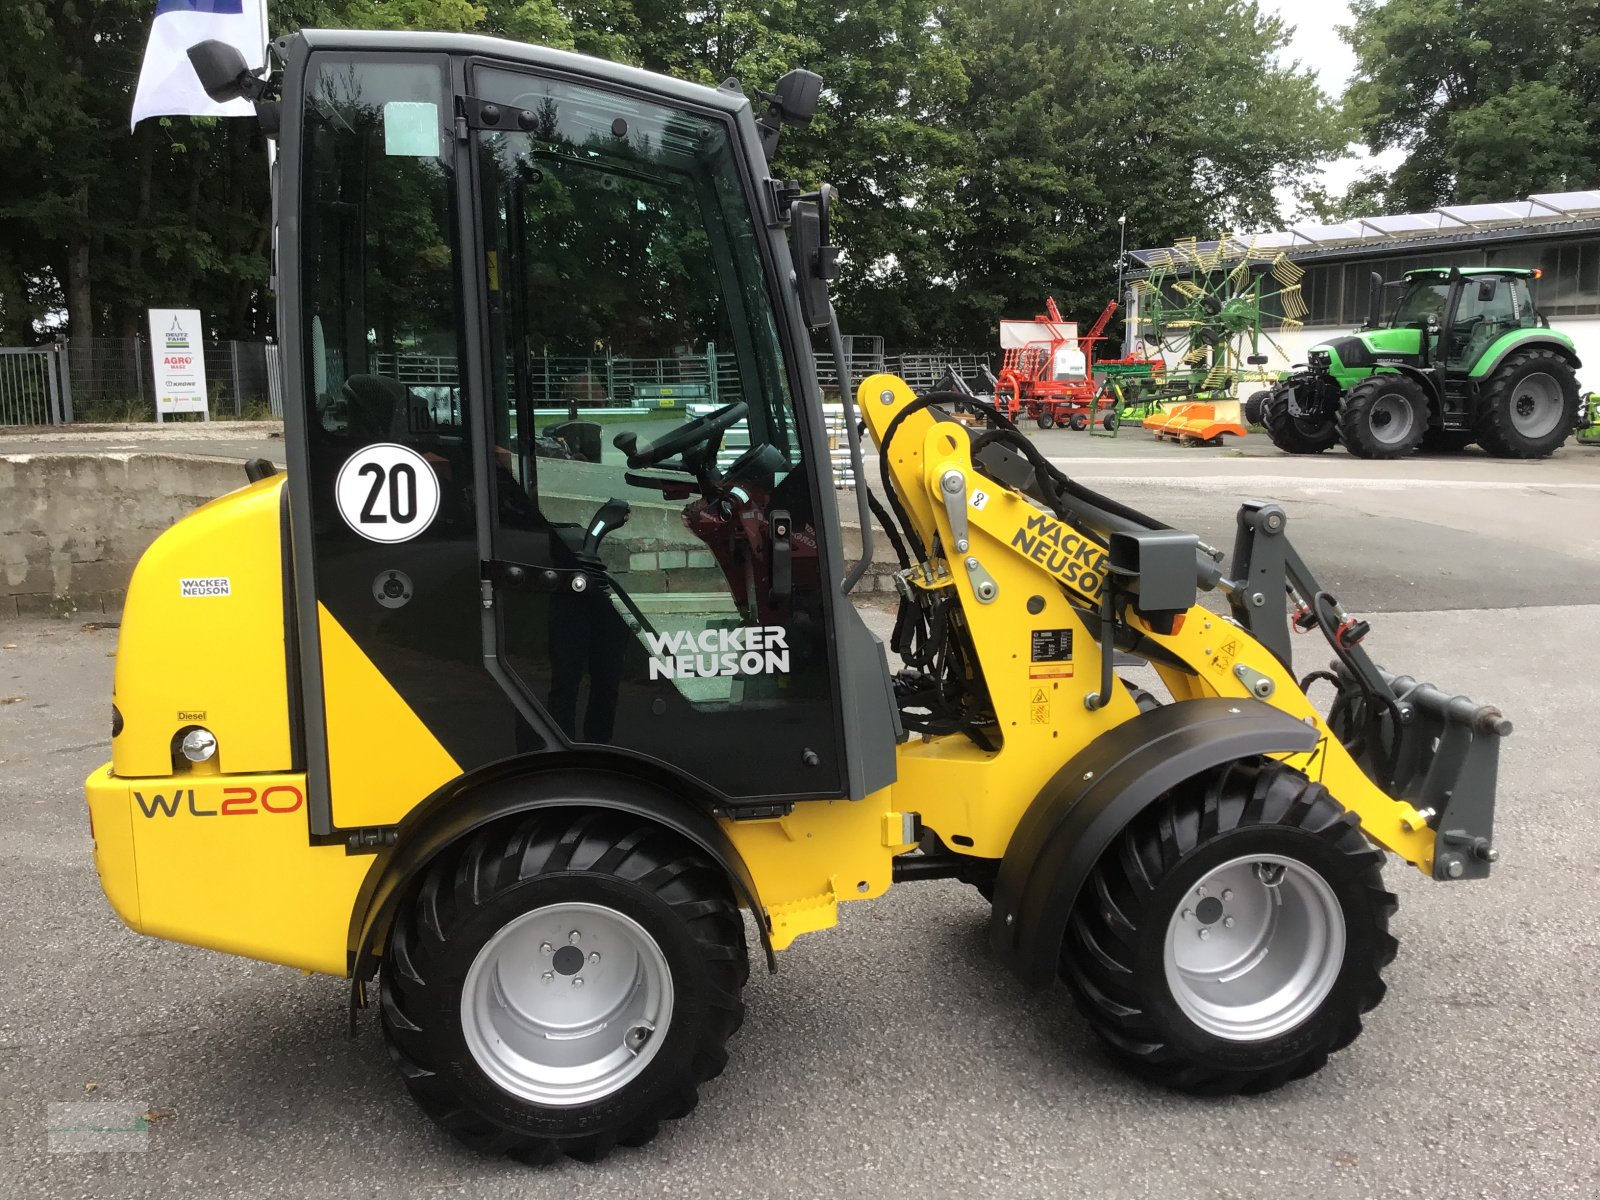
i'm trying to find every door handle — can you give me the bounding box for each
[769,508,792,603]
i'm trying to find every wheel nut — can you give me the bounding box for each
[1198,928,1211,940]
[572,977,584,988]
[1222,890,1233,901]
[588,952,600,964]
[540,942,553,956]
[568,931,581,944]
[1223,916,1235,929]
[541,971,553,983]
[1181,908,1193,920]
[1196,886,1207,898]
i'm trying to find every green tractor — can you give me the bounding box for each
[1263,267,1582,459]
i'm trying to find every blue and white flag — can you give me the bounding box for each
[130,0,269,130]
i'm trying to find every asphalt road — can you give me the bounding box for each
[3,445,1599,1198]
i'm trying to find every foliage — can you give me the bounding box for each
[1341,0,1600,209]
[0,0,1345,352]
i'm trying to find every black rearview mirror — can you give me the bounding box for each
[1477,279,1497,302]
[789,186,838,331]
[773,70,823,125]
[187,40,252,103]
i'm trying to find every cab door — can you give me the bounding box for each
[464,62,848,802]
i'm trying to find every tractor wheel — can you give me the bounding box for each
[381,810,747,1163]
[1338,375,1427,459]
[1261,390,1337,454]
[1069,413,1090,431]
[1473,348,1581,458]
[1242,389,1271,427]
[1062,759,1396,1096]
[1101,412,1120,432]
[1419,428,1476,454]
[1036,411,1056,430]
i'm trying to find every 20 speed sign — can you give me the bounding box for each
[335,443,441,543]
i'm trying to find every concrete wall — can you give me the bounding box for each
[1,454,254,619]
[1,453,903,620]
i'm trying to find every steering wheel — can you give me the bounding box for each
[612,401,748,470]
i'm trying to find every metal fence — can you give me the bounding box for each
[0,334,990,427]
[0,345,72,425]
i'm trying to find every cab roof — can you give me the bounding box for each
[1401,266,1536,279]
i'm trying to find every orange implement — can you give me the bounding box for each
[1141,401,1248,444]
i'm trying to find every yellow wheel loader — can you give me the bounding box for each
[86,30,1509,1163]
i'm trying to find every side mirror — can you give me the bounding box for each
[1366,271,1385,327]
[756,68,824,159]
[187,40,252,102]
[772,70,823,126]
[789,186,838,331]
[1477,279,1497,302]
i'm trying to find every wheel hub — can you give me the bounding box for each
[1507,371,1562,439]
[460,901,674,1107]
[1163,855,1345,1042]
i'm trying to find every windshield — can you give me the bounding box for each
[1393,274,1538,330]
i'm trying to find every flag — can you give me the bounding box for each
[130,0,269,130]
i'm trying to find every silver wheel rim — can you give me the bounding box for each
[1368,391,1415,445]
[1508,371,1562,438]
[461,901,674,1107]
[1163,854,1346,1042]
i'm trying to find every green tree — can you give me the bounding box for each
[1341,0,1600,208]
[943,0,1345,348]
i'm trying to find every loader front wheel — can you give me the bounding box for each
[1062,760,1396,1095]
[380,810,747,1163]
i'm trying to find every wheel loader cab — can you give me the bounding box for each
[280,36,896,831]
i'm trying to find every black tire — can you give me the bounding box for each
[1069,412,1089,431]
[1473,348,1581,458]
[1262,389,1337,454]
[1419,428,1475,454]
[1062,759,1396,1096]
[1101,411,1120,431]
[1242,389,1271,427]
[381,810,747,1163]
[1338,375,1427,459]
[1036,410,1055,430]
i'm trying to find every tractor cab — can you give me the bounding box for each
[1384,268,1542,369]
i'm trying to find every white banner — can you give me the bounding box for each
[130,0,268,130]
[148,309,210,421]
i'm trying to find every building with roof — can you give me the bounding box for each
[1125,190,1600,392]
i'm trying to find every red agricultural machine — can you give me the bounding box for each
[996,298,1120,430]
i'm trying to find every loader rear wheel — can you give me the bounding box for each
[1473,349,1580,458]
[1339,375,1426,459]
[1069,413,1089,431]
[1062,760,1396,1096]
[380,810,747,1163]
[1036,411,1055,430]
[1262,390,1337,454]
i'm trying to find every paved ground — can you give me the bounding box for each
[2,431,1599,1198]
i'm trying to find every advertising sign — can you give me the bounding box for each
[148,308,210,421]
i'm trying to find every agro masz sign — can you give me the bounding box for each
[148,308,210,421]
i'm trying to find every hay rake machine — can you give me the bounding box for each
[1134,237,1306,443]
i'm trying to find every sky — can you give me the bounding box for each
[1261,0,1407,210]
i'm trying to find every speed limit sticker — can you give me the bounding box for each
[335,443,441,543]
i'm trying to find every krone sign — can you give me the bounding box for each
[147,308,210,421]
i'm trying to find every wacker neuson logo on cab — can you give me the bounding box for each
[179,577,231,597]
[645,626,790,680]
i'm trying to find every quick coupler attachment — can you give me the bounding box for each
[1330,663,1510,881]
